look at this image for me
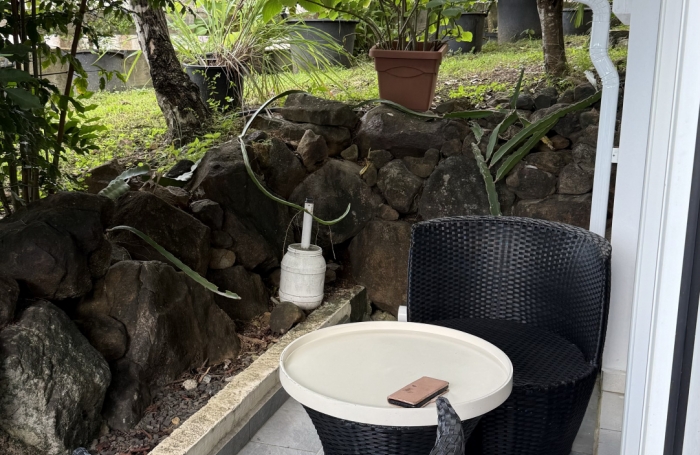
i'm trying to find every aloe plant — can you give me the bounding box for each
[353,70,602,216]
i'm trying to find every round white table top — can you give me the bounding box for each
[279,321,513,427]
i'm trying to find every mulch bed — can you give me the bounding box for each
[90,313,280,455]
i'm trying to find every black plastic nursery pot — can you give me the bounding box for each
[497,0,542,42]
[184,64,243,111]
[563,8,593,35]
[287,19,358,69]
[444,12,488,53]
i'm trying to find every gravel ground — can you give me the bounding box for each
[90,313,279,455]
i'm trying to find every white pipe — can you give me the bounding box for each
[301,198,314,249]
[578,0,620,237]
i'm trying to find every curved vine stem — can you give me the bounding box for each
[238,90,351,226]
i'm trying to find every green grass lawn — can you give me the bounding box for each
[64,36,627,187]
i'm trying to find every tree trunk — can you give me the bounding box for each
[131,0,209,144]
[536,0,567,77]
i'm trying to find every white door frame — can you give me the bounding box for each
[620,0,700,452]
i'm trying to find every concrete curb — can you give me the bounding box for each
[150,286,367,455]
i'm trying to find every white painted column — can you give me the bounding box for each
[620,0,700,452]
[599,0,662,451]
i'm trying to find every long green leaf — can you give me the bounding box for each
[486,110,519,162]
[494,116,560,182]
[350,99,441,119]
[471,143,501,216]
[444,110,499,120]
[470,122,484,143]
[98,164,151,200]
[108,226,240,300]
[490,91,602,166]
[509,68,525,109]
[240,90,351,226]
[0,68,37,85]
[5,88,42,110]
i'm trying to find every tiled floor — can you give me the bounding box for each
[239,398,323,455]
[238,397,590,455]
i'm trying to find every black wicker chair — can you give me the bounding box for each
[406,216,611,455]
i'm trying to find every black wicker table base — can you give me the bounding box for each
[304,406,481,455]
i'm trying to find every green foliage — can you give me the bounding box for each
[166,0,345,103]
[98,163,151,199]
[261,0,482,51]
[0,0,126,214]
[470,141,499,215]
[108,226,240,299]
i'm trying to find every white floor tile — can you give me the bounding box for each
[238,442,316,455]
[249,398,322,453]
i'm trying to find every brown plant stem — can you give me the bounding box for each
[52,0,89,172]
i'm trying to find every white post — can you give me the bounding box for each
[578,0,620,237]
[301,198,314,250]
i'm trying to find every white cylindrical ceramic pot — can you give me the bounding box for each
[279,243,326,310]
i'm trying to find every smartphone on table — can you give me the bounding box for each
[387,376,449,408]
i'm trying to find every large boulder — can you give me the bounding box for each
[290,160,376,247]
[0,276,19,327]
[348,221,412,315]
[222,212,278,272]
[251,116,352,155]
[513,194,592,228]
[355,106,469,158]
[187,140,291,254]
[0,192,113,300]
[84,159,124,194]
[253,138,307,199]
[76,261,240,430]
[297,129,329,171]
[418,156,490,220]
[207,266,270,321]
[377,160,423,214]
[190,199,224,231]
[108,191,211,275]
[558,163,594,195]
[505,163,557,200]
[139,182,190,209]
[74,315,128,362]
[524,150,573,175]
[0,302,111,454]
[280,93,359,128]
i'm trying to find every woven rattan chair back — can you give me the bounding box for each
[407,216,611,366]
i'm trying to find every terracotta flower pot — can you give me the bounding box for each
[369,43,448,112]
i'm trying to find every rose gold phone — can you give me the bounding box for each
[387,377,449,408]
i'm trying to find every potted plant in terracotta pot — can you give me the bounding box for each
[262,0,476,111]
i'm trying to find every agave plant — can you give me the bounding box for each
[167,0,346,103]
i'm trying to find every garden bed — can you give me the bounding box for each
[90,285,367,455]
[90,314,279,455]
